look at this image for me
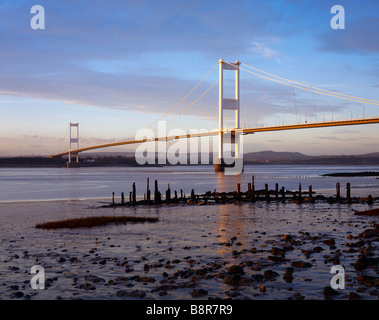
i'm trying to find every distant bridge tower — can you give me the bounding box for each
[67,122,79,167]
[215,59,243,173]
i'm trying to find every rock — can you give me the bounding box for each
[268,255,285,262]
[293,293,305,300]
[136,276,156,283]
[77,283,96,290]
[348,292,361,300]
[186,259,196,265]
[10,291,24,299]
[85,274,105,283]
[227,265,244,275]
[271,247,286,255]
[116,290,146,298]
[323,286,339,298]
[224,274,241,285]
[291,261,312,268]
[190,288,208,298]
[155,284,179,291]
[357,275,378,287]
[283,267,294,283]
[323,239,335,246]
[175,269,195,279]
[346,240,365,247]
[178,281,197,289]
[263,270,279,280]
[251,274,265,282]
[354,256,379,271]
[225,290,242,298]
[359,228,378,239]
[312,246,324,253]
[144,264,150,271]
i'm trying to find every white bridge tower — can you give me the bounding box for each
[215,59,243,173]
[67,122,79,167]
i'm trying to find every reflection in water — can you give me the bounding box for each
[215,204,246,256]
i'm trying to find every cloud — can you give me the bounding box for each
[315,135,373,142]
[331,129,359,134]
[250,41,281,61]
[0,0,302,118]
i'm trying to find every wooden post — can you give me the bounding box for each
[112,192,115,205]
[248,183,251,200]
[129,192,132,203]
[298,183,302,202]
[251,176,255,202]
[346,183,351,203]
[265,184,270,202]
[275,183,279,199]
[336,182,340,201]
[281,187,285,202]
[191,189,195,201]
[309,185,313,200]
[146,178,150,202]
[154,180,159,204]
[121,192,124,205]
[166,184,171,203]
[132,182,136,204]
[237,183,241,200]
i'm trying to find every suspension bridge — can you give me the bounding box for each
[49,59,379,172]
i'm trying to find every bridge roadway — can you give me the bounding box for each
[49,117,379,158]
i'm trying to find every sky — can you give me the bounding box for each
[0,0,378,156]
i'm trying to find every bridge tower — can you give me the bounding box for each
[215,59,243,173]
[67,122,80,167]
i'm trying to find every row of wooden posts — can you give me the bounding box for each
[111,177,354,205]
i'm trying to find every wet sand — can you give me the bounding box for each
[0,199,378,300]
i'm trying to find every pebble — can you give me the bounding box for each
[116,289,146,298]
[10,291,24,299]
[190,288,208,298]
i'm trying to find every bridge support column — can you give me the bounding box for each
[66,122,80,168]
[215,59,243,173]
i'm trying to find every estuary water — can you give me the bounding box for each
[1,165,379,202]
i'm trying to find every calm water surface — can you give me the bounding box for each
[1,165,379,202]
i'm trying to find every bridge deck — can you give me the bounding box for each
[49,117,379,158]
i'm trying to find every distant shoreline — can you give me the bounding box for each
[322,171,379,177]
[2,151,379,167]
